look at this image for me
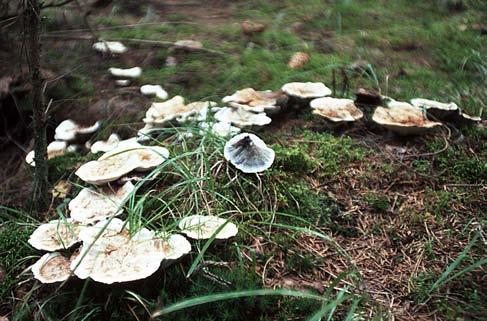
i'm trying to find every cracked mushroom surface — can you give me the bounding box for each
[281,82,332,99]
[31,252,72,283]
[372,104,442,135]
[224,133,275,173]
[222,88,280,113]
[179,215,238,240]
[214,107,271,127]
[70,219,165,284]
[28,219,83,251]
[69,181,135,224]
[310,97,364,123]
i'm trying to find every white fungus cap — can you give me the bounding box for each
[70,218,165,284]
[92,41,128,54]
[144,96,215,125]
[178,215,238,240]
[76,146,169,185]
[174,39,203,50]
[222,88,280,113]
[154,234,192,260]
[31,252,71,284]
[90,135,140,154]
[212,122,241,137]
[214,107,271,127]
[55,119,101,142]
[25,140,68,167]
[224,133,275,173]
[310,97,364,123]
[372,104,442,136]
[109,67,142,79]
[115,79,131,87]
[28,219,83,251]
[68,181,135,224]
[140,85,168,100]
[281,82,332,99]
[410,98,459,112]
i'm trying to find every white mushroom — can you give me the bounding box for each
[70,218,165,284]
[372,103,442,136]
[310,97,364,126]
[178,215,238,240]
[28,219,83,251]
[214,107,271,127]
[25,140,68,167]
[115,79,131,87]
[92,41,128,54]
[224,133,275,173]
[154,234,191,267]
[410,98,459,120]
[143,96,215,125]
[76,146,169,184]
[109,67,142,79]
[174,40,203,50]
[222,88,280,113]
[281,82,332,99]
[31,252,71,284]
[140,85,168,100]
[54,119,100,142]
[68,181,135,224]
[211,122,241,137]
[90,135,139,154]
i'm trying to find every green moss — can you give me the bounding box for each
[365,193,390,213]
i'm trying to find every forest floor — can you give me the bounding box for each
[0,0,486,320]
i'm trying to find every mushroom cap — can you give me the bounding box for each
[108,67,142,78]
[55,119,100,142]
[115,79,131,87]
[70,218,165,284]
[224,133,275,173]
[310,97,364,122]
[28,219,83,251]
[140,85,168,100]
[178,215,238,240]
[372,105,442,135]
[410,98,458,112]
[281,82,332,99]
[214,107,271,127]
[26,140,68,166]
[211,122,241,137]
[154,234,191,260]
[92,41,128,54]
[144,97,214,125]
[90,134,121,154]
[77,146,169,184]
[69,181,135,224]
[174,40,203,50]
[222,88,279,113]
[31,252,71,283]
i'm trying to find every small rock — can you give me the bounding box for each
[241,20,266,36]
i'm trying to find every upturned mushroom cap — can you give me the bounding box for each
[224,133,275,173]
[372,104,442,136]
[178,215,238,240]
[28,219,83,251]
[214,107,271,127]
[222,88,280,113]
[92,41,128,54]
[281,82,332,99]
[109,67,142,78]
[70,218,165,284]
[410,98,459,120]
[31,252,71,283]
[69,181,135,224]
[310,97,364,123]
[140,85,168,100]
[76,146,169,184]
[55,119,100,142]
[26,140,68,166]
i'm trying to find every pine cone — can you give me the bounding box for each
[288,52,310,69]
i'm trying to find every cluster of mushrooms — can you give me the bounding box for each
[26,40,481,285]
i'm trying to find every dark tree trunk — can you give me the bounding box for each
[25,0,49,213]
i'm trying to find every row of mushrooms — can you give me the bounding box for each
[27,40,481,285]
